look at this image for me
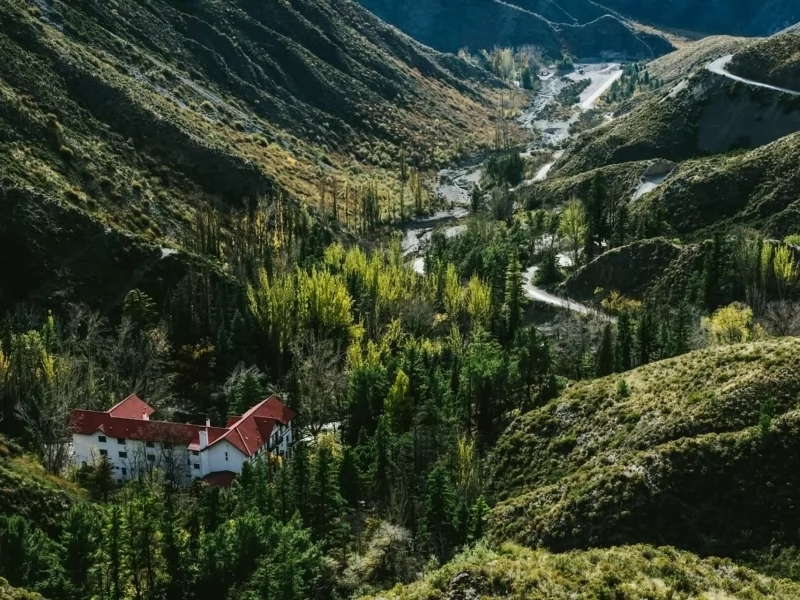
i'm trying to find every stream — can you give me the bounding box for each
[402,62,625,314]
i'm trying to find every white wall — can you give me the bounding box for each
[203,440,245,474]
[73,433,191,483]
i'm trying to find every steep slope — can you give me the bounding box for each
[357,0,673,58]
[631,132,800,238]
[598,0,800,36]
[0,0,500,311]
[365,543,800,600]
[729,31,800,90]
[489,338,800,557]
[554,66,800,177]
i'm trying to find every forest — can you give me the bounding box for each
[2,152,800,598]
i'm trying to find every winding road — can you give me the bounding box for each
[706,55,800,97]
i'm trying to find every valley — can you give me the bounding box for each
[2,1,800,600]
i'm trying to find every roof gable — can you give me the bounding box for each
[108,394,155,420]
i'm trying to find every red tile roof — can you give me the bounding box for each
[69,395,295,459]
[208,395,295,456]
[107,394,155,420]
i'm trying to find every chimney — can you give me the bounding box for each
[206,417,211,428]
[199,428,208,450]
[142,411,149,421]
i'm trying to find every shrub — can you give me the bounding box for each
[616,379,630,397]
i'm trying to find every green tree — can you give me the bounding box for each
[385,369,412,433]
[123,289,157,331]
[468,496,490,543]
[559,200,587,269]
[61,505,96,599]
[501,252,524,343]
[424,465,457,564]
[596,323,615,377]
[616,311,633,372]
[308,439,347,547]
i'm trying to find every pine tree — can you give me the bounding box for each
[308,441,347,547]
[161,487,186,600]
[424,465,457,564]
[338,445,361,510]
[292,442,310,520]
[616,311,633,372]
[93,456,115,501]
[234,369,265,415]
[501,252,524,344]
[637,305,655,365]
[61,505,96,598]
[372,416,392,507]
[596,323,615,377]
[468,496,490,543]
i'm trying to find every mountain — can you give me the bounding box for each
[598,0,800,36]
[363,543,800,600]
[489,338,800,558]
[0,0,500,312]
[357,0,674,59]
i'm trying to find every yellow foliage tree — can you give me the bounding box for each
[465,276,492,327]
[702,302,763,345]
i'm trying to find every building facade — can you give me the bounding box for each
[70,394,295,485]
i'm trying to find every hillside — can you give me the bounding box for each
[0,579,45,600]
[631,132,800,238]
[364,543,800,600]
[554,67,800,177]
[489,338,800,557]
[729,32,800,90]
[0,0,500,231]
[598,0,800,36]
[357,0,673,58]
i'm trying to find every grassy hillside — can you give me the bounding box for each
[0,0,499,233]
[489,338,800,556]
[729,32,800,90]
[560,238,683,301]
[363,543,800,599]
[0,437,84,536]
[632,132,800,237]
[554,69,800,177]
[647,36,751,84]
[357,0,673,58]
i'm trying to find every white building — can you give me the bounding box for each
[70,394,295,486]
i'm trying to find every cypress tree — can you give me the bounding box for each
[501,252,524,344]
[372,416,392,508]
[596,323,615,377]
[424,465,457,564]
[308,441,347,546]
[616,311,633,372]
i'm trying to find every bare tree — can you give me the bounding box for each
[290,332,347,437]
[16,354,84,474]
[760,300,800,337]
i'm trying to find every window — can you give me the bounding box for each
[122,467,127,476]
[98,435,107,443]
[99,449,108,456]
[193,463,200,470]
[164,443,172,450]
[147,454,155,462]
[192,450,199,456]
[146,441,155,448]
[225,451,228,461]
[117,438,126,445]
[118,451,127,458]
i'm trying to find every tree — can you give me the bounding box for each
[385,369,412,433]
[308,438,347,547]
[291,332,347,437]
[424,465,456,564]
[521,66,534,90]
[703,302,757,345]
[559,199,587,269]
[616,311,633,372]
[123,289,158,331]
[468,496,490,543]
[596,323,615,377]
[501,253,524,343]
